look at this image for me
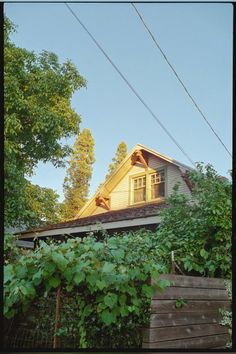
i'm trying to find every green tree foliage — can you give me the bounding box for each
[63,129,95,220]
[106,141,127,179]
[4,232,170,347]
[154,163,232,278]
[4,16,86,227]
[4,233,21,265]
[24,183,63,228]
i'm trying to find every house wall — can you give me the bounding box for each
[110,164,145,210]
[91,156,191,216]
[167,164,192,196]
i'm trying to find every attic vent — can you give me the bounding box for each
[95,194,110,210]
[131,150,148,170]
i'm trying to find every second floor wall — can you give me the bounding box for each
[91,154,191,216]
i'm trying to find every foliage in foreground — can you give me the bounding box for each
[4,16,86,228]
[4,232,170,348]
[155,163,232,278]
[219,279,232,348]
[4,163,232,347]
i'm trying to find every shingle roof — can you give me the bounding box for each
[18,202,167,235]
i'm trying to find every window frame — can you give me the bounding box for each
[129,166,167,206]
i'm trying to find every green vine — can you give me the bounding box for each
[4,232,170,348]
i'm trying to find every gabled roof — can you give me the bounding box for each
[18,202,166,239]
[76,144,194,218]
[17,144,193,240]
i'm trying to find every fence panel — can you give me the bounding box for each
[142,274,231,349]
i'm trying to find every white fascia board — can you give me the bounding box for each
[19,215,161,239]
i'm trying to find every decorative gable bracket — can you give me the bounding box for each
[181,171,193,192]
[131,150,148,170]
[95,194,111,210]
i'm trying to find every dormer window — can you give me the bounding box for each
[151,171,165,199]
[133,176,146,203]
[131,169,165,205]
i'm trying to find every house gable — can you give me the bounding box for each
[77,144,193,218]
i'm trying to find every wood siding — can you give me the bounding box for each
[111,164,144,210]
[90,156,191,216]
[142,274,231,349]
[167,164,191,196]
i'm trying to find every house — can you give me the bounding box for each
[17,144,194,243]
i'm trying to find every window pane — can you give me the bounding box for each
[133,176,146,203]
[151,182,165,199]
[134,187,146,203]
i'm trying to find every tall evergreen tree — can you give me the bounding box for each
[63,129,95,220]
[106,141,127,179]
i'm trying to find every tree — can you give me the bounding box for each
[24,183,63,228]
[63,129,95,220]
[106,141,127,179]
[155,163,232,278]
[4,16,86,227]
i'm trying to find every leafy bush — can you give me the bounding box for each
[153,163,232,278]
[4,232,170,348]
[219,279,232,348]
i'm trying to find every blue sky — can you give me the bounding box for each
[5,2,232,201]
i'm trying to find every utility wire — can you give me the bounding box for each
[65,3,196,167]
[131,3,232,158]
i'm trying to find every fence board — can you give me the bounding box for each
[142,333,230,349]
[143,323,228,342]
[157,274,226,289]
[143,274,231,349]
[149,311,221,327]
[153,287,228,300]
[151,299,230,313]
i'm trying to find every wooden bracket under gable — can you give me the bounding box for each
[131,150,148,170]
[181,171,193,192]
[95,194,111,210]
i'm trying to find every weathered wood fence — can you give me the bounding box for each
[142,274,231,349]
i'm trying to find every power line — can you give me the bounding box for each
[131,3,232,158]
[65,3,196,168]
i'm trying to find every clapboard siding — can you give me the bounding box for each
[143,274,231,349]
[148,155,167,170]
[110,165,143,210]
[109,157,190,210]
[89,155,191,215]
[167,164,191,196]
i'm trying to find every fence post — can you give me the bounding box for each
[171,251,175,274]
[53,284,61,349]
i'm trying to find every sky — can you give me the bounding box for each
[5,2,233,202]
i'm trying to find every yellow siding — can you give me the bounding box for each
[109,156,168,210]
[87,155,191,217]
[91,205,109,215]
[110,164,145,210]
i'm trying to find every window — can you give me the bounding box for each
[133,176,146,203]
[151,171,165,199]
[132,170,165,204]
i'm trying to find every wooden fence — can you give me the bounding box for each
[142,274,231,349]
